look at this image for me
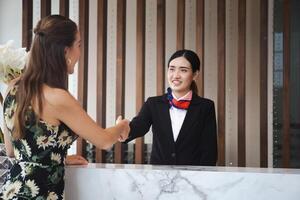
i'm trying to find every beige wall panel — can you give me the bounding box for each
[125,0,137,122]
[51,0,59,14]
[145,0,157,99]
[185,0,196,51]
[225,0,238,166]
[87,0,98,121]
[33,0,41,30]
[165,0,177,88]
[106,0,117,127]
[245,0,260,167]
[204,0,218,108]
[68,0,79,155]
[68,0,79,99]
[144,0,157,144]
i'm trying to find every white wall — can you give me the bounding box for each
[0,0,22,47]
[0,0,22,128]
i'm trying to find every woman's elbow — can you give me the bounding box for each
[6,150,15,158]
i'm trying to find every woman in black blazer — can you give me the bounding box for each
[124,50,217,166]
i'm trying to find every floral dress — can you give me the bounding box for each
[0,85,78,200]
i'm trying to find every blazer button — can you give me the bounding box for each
[171,153,176,158]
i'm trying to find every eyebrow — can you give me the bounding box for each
[169,65,191,69]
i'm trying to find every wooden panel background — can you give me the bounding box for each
[95,0,107,163]
[18,0,283,168]
[217,0,226,166]
[237,0,246,167]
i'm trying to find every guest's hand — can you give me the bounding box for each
[65,155,88,165]
[116,115,130,142]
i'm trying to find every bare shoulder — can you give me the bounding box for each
[43,85,79,108]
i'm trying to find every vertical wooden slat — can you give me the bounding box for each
[41,0,51,18]
[217,0,226,166]
[77,0,89,157]
[135,0,146,164]
[260,0,268,168]
[59,0,69,17]
[22,0,33,51]
[157,0,166,96]
[115,0,126,164]
[238,0,246,167]
[282,0,291,168]
[195,0,205,97]
[95,0,107,163]
[177,0,185,50]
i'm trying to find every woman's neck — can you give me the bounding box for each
[172,90,192,100]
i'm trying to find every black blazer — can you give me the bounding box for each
[125,93,217,166]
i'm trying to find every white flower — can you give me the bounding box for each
[58,131,73,148]
[51,153,61,164]
[43,122,59,135]
[47,191,58,200]
[2,180,22,199]
[20,163,31,178]
[25,179,39,197]
[14,147,21,160]
[21,139,32,157]
[3,100,17,131]
[0,40,27,84]
[36,135,56,150]
[19,162,41,178]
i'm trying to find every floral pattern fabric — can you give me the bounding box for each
[0,85,77,200]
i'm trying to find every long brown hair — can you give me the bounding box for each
[14,15,77,139]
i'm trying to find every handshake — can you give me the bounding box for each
[115,115,130,143]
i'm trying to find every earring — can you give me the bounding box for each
[67,58,72,65]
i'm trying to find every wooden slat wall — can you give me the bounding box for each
[114,0,126,164]
[40,0,51,18]
[282,0,291,168]
[59,0,69,17]
[196,0,205,97]
[217,0,226,166]
[238,0,246,167]
[260,0,269,167]
[20,0,296,168]
[76,0,89,157]
[135,0,146,164]
[95,0,108,163]
[157,0,166,96]
[22,0,33,51]
[177,0,185,50]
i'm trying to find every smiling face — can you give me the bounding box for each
[167,56,197,98]
[65,30,81,74]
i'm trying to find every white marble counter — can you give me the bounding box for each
[65,163,300,200]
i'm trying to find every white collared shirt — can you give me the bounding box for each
[169,91,191,141]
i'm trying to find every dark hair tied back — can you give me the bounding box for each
[168,49,200,73]
[168,49,201,95]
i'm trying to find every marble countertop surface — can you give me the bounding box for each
[66,163,300,174]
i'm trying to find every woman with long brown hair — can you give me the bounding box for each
[0,15,129,199]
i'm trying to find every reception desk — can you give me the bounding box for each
[65,163,300,200]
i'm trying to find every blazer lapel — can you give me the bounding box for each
[175,94,202,144]
[160,95,175,142]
